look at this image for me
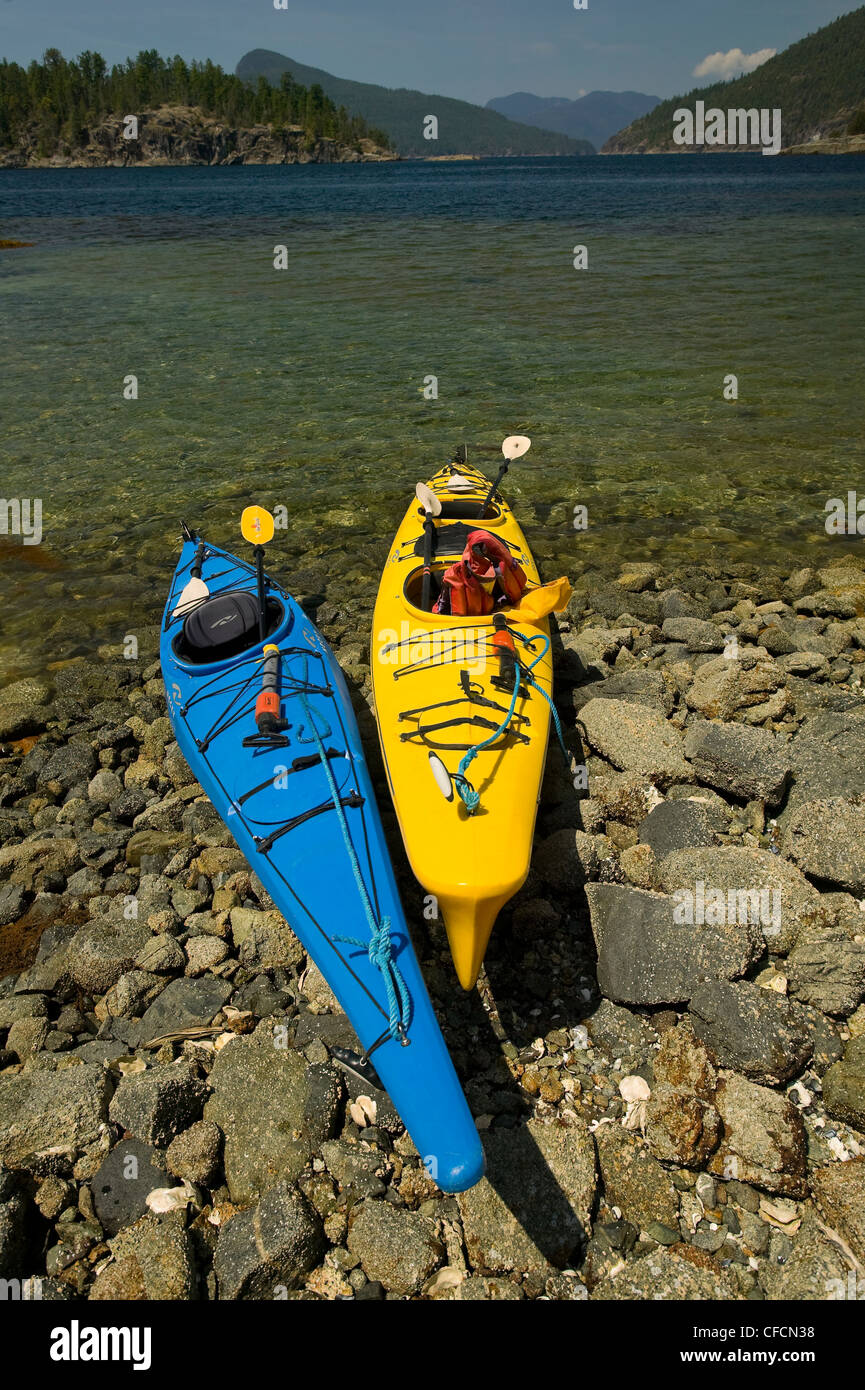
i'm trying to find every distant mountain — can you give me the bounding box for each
[487,90,660,150]
[236,50,594,156]
[603,4,865,152]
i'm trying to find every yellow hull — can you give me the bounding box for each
[371,460,553,989]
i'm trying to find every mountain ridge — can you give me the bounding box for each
[602,5,865,152]
[487,89,660,150]
[236,49,594,156]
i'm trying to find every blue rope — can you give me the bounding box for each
[513,630,570,764]
[297,680,411,1043]
[456,660,521,814]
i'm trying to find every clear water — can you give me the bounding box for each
[1,156,864,680]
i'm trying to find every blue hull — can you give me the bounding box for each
[160,536,484,1194]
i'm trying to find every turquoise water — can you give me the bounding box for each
[1,157,864,680]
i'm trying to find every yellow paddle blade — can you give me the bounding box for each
[241,505,275,546]
[513,576,572,624]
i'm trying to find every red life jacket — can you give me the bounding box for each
[434,530,527,616]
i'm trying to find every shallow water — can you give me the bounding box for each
[1,156,864,680]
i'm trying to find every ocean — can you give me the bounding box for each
[1,154,863,679]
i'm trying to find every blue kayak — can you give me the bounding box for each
[160,528,484,1194]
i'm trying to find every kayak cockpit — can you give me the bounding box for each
[170,593,290,666]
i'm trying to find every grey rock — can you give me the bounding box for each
[584,998,656,1057]
[347,1198,442,1295]
[587,586,661,626]
[658,846,828,956]
[134,933,186,976]
[533,828,604,891]
[785,712,865,809]
[683,721,791,807]
[130,976,232,1046]
[109,1061,208,1147]
[91,1137,168,1235]
[638,798,719,858]
[103,970,167,1019]
[591,1246,738,1300]
[5,1016,50,1059]
[321,1139,387,1201]
[0,1176,36,1279]
[688,979,812,1085]
[204,1027,341,1204]
[786,928,865,1017]
[38,741,97,791]
[760,1209,850,1302]
[457,1119,596,1276]
[662,617,725,652]
[579,699,692,787]
[86,768,124,808]
[215,1181,325,1300]
[811,1158,865,1266]
[0,677,53,740]
[708,1073,808,1197]
[166,1120,223,1187]
[0,837,81,892]
[586,883,763,1006]
[594,1123,680,1229]
[93,1212,196,1300]
[785,797,865,896]
[0,994,48,1028]
[685,651,786,721]
[822,1035,865,1131]
[0,883,26,928]
[68,917,150,996]
[230,907,305,972]
[795,1003,844,1076]
[0,1063,111,1169]
[572,668,673,716]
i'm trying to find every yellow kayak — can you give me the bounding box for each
[371,449,566,990]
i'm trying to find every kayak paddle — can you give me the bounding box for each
[171,539,208,618]
[478,434,531,519]
[240,504,275,641]
[416,482,442,613]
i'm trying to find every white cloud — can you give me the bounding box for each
[693,47,776,80]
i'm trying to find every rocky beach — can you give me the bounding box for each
[1,549,864,1301]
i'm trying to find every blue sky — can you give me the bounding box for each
[0,0,859,103]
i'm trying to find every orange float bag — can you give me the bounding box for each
[434,530,527,616]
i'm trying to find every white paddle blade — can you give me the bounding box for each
[502,434,531,461]
[428,752,455,802]
[448,474,475,492]
[171,576,209,619]
[415,482,442,516]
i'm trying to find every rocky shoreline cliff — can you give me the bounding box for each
[0,104,397,169]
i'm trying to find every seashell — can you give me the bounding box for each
[146,1181,197,1214]
[114,1057,147,1076]
[350,1095,377,1127]
[619,1075,651,1103]
[426,1267,465,1293]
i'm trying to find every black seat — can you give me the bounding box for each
[412,524,516,558]
[174,591,284,664]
